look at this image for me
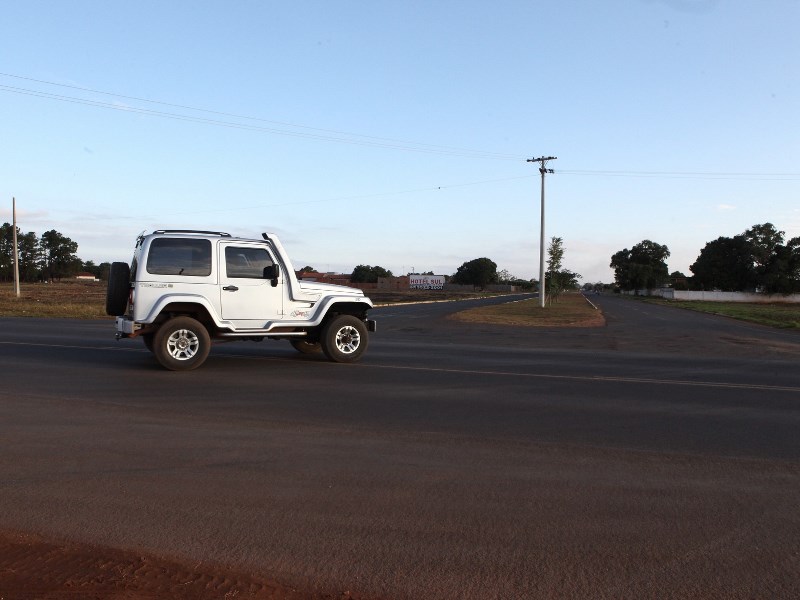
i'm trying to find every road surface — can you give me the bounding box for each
[0,294,798,598]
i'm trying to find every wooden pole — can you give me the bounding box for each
[12,197,21,298]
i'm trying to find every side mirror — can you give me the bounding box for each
[263,264,280,287]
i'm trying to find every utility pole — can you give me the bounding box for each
[527,156,556,308]
[12,197,20,298]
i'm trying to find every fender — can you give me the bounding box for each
[139,293,230,328]
[306,295,373,323]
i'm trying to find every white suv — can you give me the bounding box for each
[106,230,376,370]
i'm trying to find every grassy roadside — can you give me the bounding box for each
[0,282,109,318]
[9,283,797,330]
[636,296,800,329]
[0,282,603,328]
[0,282,516,318]
[449,292,605,327]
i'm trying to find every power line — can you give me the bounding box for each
[2,74,797,180]
[0,72,521,161]
[559,169,800,181]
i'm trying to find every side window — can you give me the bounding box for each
[146,238,212,276]
[225,246,273,279]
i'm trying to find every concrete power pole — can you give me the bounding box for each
[526,156,556,308]
[12,197,20,298]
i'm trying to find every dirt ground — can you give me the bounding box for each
[0,530,375,600]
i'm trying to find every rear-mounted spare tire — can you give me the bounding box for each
[105,262,130,316]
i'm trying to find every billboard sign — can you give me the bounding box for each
[409,275,445,290]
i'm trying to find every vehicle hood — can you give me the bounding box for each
[297,280,366,298]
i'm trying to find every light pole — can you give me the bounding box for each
[12,197,20,298]
[527,156,556,307]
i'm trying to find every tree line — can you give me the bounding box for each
[0,223,107,283]
[342,259,535,290]
[346,237,580,297]
[3,223,586,296]
[611,223,800,294]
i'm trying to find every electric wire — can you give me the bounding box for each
[2,73,799,180]
[0,73,522,161]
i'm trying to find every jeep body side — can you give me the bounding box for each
[107,230,376,370]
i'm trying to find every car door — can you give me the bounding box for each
[219,242,283,324]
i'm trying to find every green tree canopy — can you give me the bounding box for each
[545,237,581,301]
[690,235,756,291]
[40,229,80,281]
[0,223,16,281]
[351,264,393,283]
[452,257,498,289]
[690,223,800,294]
[610,240,670,291]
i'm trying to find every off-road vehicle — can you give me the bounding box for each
[106,230,376,371]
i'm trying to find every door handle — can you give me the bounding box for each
[223,285,239,291]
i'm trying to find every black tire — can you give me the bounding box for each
[290,339,322,355]
[142,333,154,353]
[152,316,211,371]
[320,315,368,363]
[105,262,130,316]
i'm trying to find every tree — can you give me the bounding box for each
[299,265,316,273]
[689,223,799,294]
[743,223,784,276]
[670,271,689,291]
[546,237,568,302]
[610,240,670,291]
[452,257,498,289]
[0,222,15,282]
[40,229,80,281]
[761,236,800,294]
[350,264,393,283]
[17,232,40,282]
[96,261,112,281]
[547,270,581,300]
[690,235,756,291]
[497,268,514,283]
[547,237,565,273]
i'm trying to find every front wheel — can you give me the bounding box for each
[152,316,211,371]
[320,315,368,363]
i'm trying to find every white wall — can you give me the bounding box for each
[642,289,800,303]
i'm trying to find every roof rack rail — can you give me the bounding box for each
[152,230,232,237]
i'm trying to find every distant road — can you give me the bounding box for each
[1,296,799,599]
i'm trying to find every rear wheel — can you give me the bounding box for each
[105,262,130,316]
[152,316,211,371]
[290,339,322,354]
[142,333,154,353]
[320,315,368,363]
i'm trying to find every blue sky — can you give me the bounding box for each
[1,0,797,283]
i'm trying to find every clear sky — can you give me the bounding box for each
[1,0,797,283]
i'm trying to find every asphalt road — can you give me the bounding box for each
[1,294,799,599]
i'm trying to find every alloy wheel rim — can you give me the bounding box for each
[167,328,199,360]
[335,326,360,354]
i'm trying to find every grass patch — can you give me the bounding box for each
[0,282,109,319]
[641,297,800,329]
[0,282,501,319]
[450,292,605,328]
